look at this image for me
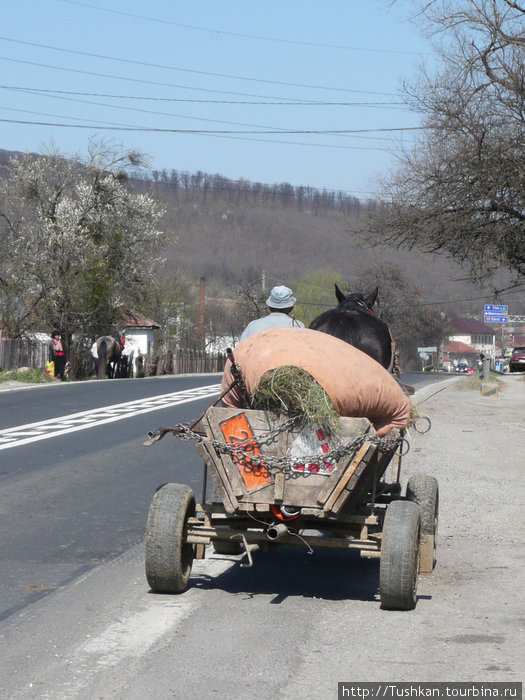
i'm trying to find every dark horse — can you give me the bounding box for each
[96,332,123,379]
[309,285,395,371]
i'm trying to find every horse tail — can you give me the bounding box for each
[97,338,108,379]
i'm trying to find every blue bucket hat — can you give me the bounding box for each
[266,285,296,309]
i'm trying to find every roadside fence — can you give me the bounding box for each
[0,337,48,371]
[1,337,226,377]
[142,349,226,376]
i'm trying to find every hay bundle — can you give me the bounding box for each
[251,365,339,433]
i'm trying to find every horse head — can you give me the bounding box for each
[309,285,392,370]
[334,284,378,314]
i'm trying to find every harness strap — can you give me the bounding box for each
[388,327,398,376]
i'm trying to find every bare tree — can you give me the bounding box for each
[353,263,448,368]
[235,279,267,323]
[368,1,525,289]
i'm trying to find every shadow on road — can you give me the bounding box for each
[190,546,381,603]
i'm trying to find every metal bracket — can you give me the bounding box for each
[231,533,259,568]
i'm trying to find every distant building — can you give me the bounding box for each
[120,310,160,358]
[447,318,496,359]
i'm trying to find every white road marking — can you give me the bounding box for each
[81,558,232,665]
[0,384,221,450]
[57,557,236,699]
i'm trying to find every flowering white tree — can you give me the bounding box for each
[0,140,165,371]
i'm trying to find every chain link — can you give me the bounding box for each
[174,419,402,481]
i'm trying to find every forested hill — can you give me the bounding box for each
[130,168,488,312]
[0,147,488,312]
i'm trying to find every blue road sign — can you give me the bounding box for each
[484,314,508,323]
[484,304,508,313]
[484,304,508,323]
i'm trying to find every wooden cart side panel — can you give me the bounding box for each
[202,408,284,448]
[330,450,376,514]
[217,412,273,491]
[195,441,238,514]
[315,441,368,504]
[240,478,334,508]
[274,472,285,502]
[200,407,387,514]
[202,410,276,497]
[338,448,397,513]
[323,442,374,512]
[203,408,374,450]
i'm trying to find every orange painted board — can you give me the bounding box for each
[219,413,272,491]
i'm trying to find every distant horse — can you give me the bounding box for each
[96,332,123,379]
[309,285,395,372]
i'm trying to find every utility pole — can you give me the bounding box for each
[261,270,266,293]
[199,277,205,349]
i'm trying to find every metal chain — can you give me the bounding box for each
[173,419,402,480]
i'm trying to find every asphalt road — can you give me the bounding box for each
[0,375,222,622]
[0,370,470,699]
[0,370,448,624]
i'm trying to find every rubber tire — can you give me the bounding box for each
[406,474,439,537]
[380,500,421,610]
[145,483,195,593]
[212,540,243,555]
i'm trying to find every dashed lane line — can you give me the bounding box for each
[0,384,221,450]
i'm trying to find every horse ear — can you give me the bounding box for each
[364,287,379,308]
[335,283,346,304]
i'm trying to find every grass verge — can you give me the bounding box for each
[455,372,504,391]
[0,368,57,384]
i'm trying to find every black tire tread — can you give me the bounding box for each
[406,474,439,535]
[145,483,195,593]
[380,500,421,610]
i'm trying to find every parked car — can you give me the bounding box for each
[509,347,525,372]
[456,362,474,374]
[439,361,455,373]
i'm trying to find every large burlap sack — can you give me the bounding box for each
[222,327,411,437]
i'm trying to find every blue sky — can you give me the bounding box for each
[1,1,432,198]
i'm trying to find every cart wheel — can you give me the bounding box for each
[145,483,195,593]
[406,474,439,574]
[212,540,243,555]
[380,500,421,610]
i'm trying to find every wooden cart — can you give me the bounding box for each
[145,407,438,610]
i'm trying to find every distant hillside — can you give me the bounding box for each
[130,169,493,316]
[0,148,36,166]
[0,148,495,315]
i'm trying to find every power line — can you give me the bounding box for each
[0,55,403,101]
[0,84,408,108]
[0,117,406,152]
[0,36,406,96]
[1,88,413,143]
[0,106,138,129]
[57,0,429,56]
[0,116,423,135]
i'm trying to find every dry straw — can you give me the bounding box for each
[251,365,340,433]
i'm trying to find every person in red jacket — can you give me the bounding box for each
[49,331,67,381]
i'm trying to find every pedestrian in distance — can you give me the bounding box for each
[90,340,98,377]
[239,285,304,342]
[49,331,67,381]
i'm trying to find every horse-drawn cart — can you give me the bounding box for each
[144,405,438,610]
